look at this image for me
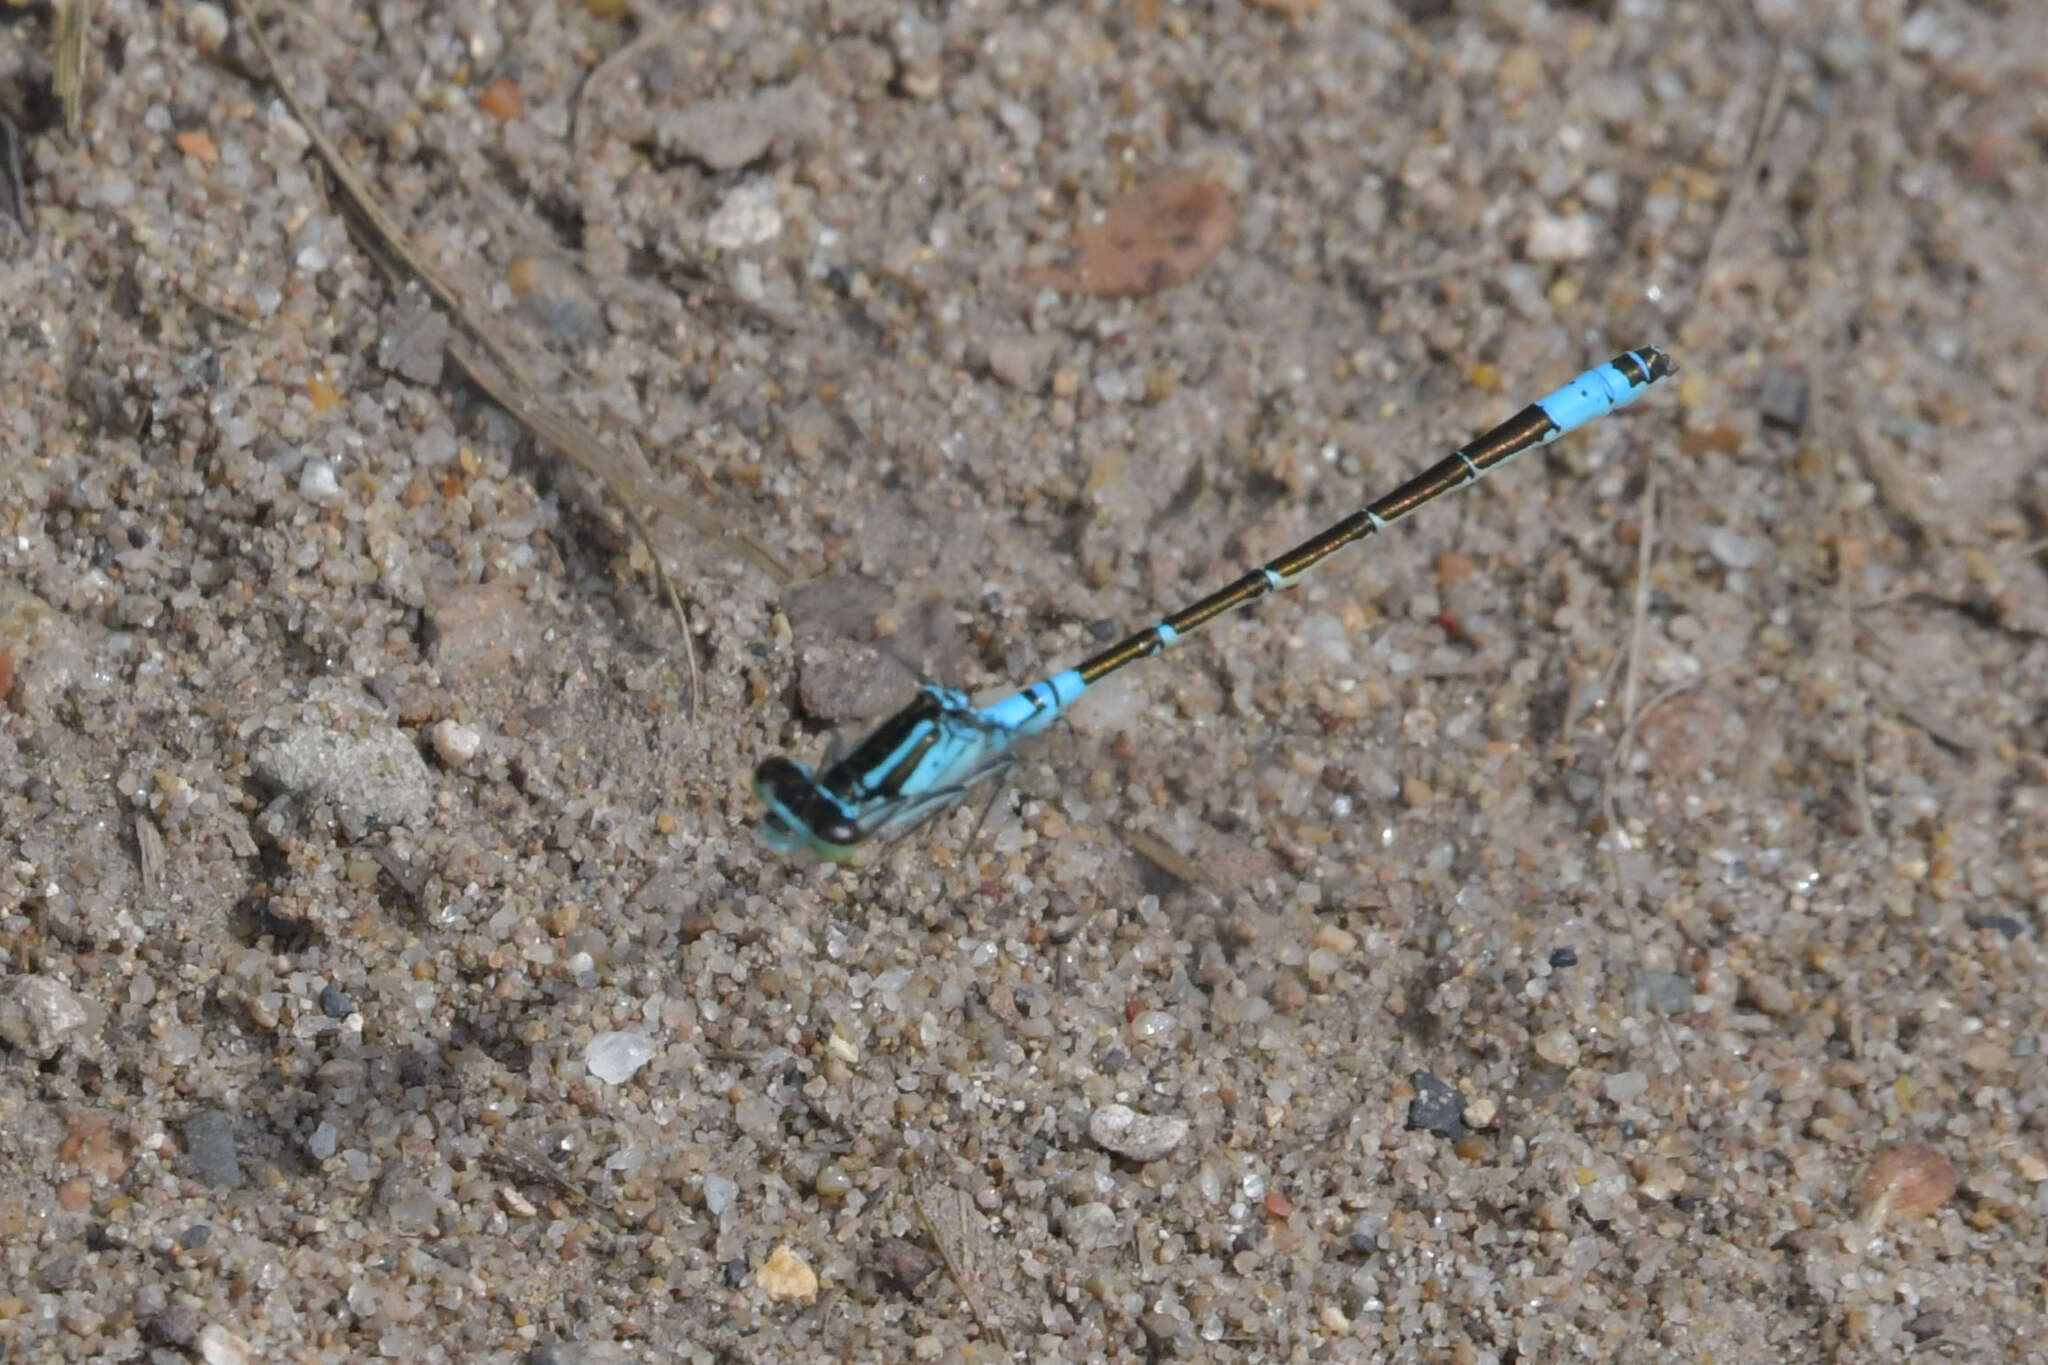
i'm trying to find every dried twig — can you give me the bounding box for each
[223,0,793,716]
[913,1177,1009,1348]
[52,0,97,137]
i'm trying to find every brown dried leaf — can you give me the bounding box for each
[1025,174,1234,298]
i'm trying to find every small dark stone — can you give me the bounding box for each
[524,1344,572,1365]
[1087,617,1119,641]
[1404,1071,1466,1139]
[1965,913,2026,941]
[180,1109,245,1190]
[722,1256,750,1288]
[149,1304,202,1348]
[177,1223,211,1249]
[795,636,916,724]
[37,1255,78,1290]
[1757,368,1809,433]
[1774,1227,1824,1253]
[1904,1308,1952,1342]
[872,1235,940,1291]
[319,983,354,1018]
[1548,946,1579,969]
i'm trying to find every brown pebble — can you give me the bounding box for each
[873,1236,939,1290]
[56,1177,91,1212]
[1024,174,1235,298]
[1267,970,1308,1014]
[1853,1143,1956,1228]
[174,130,219,164]
[1960,1040,2010,1074]
[479,77,523,122]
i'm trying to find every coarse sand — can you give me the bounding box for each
[2,1,2045,1361]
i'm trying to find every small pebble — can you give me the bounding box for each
[584,1031,654,1085]
[180,1110,245,1190]
[1088,1103,1191,1163]
[1960,1040,2010,1074]
[1853,1143,1956,1229]
[0,975,93,1059]
[296,459,342,504]
[984,334,1050,390]
[1311,924,1356,954]
[1533,1029,1581,1068]
[1641,969,1695,1015]
[1706,526,1764,571]
[702,1173,738,1216]
[704,179,784,251]
[431,718,482,766]
[873,1237,939,1290]
[149,1305,201,1348]
[1757,367,1809,432]
[1525,212,1599,262]
[377,306,451,386]
[1128,1009,1177,1042]
[478,77,522,121]
[184,2,229,51]
[756,1245,819,1302]
[1024,174,1234,297]
[1634,1156,1687,1202]
[1603,1070,1649,1104]
[197,1324,253,1365]
[1965,913,2026,940]
[1404,1073,1466,1139]
[253,686,435,826]
[1266,970,1308,1014]
[797,638,916,724]
[1060,1200,1122,1251]
[318,983,353,1018]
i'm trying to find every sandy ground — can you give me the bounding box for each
[2,0,2046,1361]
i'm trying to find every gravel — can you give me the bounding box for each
[2,0,2044,1361]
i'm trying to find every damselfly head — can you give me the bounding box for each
[753,756,861,860]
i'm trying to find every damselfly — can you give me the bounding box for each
[756,347,1675,861]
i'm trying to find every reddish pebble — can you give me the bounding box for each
[479,77,523,121]
[1025,174,1234,298]
[174,130,219,164]
[1854,1143,1956,1228]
